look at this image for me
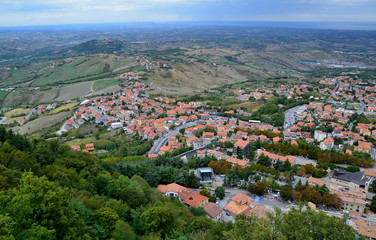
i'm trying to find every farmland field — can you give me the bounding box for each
[0,54,137,88]
[4,108,31,118]
[54,81,93,101]
[49,102,79,114]
[93,79,119,91]
[3,107,32,123]
[0,91,9,100]
[2,88,59,107]
[12,111,72,135]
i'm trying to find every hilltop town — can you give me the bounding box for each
[1,66,376,238]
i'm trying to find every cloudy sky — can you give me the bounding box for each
[1,0,375,26]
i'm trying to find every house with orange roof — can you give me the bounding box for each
[157,183,187,197]
[204,202,222,220]
[71,145,81,151]
[148,153,158,158]
[257,150,295,166]
[159,145,172,155]
[226,157,249,168]
[320,138,334,150]
[224,193,269,218]
[340,196,365,213]
[85,143,95,152]
[357,141,372,153]
[233,139,250,158]
[197,150,206,158]
[307,177,325,187]
[183,192,209,208]
[364,169,376,184]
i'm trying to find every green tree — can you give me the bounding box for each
[189,207,206,217]
[370,195,376,213]
[301,187,322,204]
[345,166,360,172]
[370,180,376,193]
[200,189,211,198]
[95,207,120,230]
[3,172,88,239]
[141,204,177,238]
[111,221,136,240]
[215,186,225,199]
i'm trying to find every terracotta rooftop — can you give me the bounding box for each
[234,139,250,148]
[157,183,187,194]
[184,192,209,207]
[358,141,371,151]
[308,177,325,186]
[204,202,222,218]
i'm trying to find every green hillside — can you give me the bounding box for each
[0,54,136,87]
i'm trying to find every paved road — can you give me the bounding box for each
[178,146,207,162]
[148,121,197,154]
[25,108,36,120]
[284,105,306,130]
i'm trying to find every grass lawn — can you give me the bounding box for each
[0,91,9,100]
[49,102,79,114]
[93,79,119,91]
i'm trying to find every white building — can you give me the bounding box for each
[314,130,327,142]
[111,122,123,130]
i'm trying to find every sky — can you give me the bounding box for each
[0,0,376,27]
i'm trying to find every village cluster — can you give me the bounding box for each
[4,71,376,238]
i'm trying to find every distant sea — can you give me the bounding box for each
[0,21,375,31]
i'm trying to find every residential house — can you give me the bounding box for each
[204,202,222,221]
[233,139,250,158]
[157,183,187,197]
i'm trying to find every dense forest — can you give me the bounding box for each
[0,127,361,239]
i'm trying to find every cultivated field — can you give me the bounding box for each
[49,102,78,114]
[12,111,72,135]
[0,91,8,100]
[3,107,32,123]
[0,54,137,88]
[93,79,119,91]
[54,81,93,101]
[2,89,59,107]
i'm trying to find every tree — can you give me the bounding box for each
[370,180,376,193]
[217,207,357,240]
[345,166,360,172]
[200,188,211,198]
[294,179,302,190]
[95,207,120,230]
[274,160,283,171]
[370,195,376,213]
[189,207,206,217]
[111,221,136,240]
[248,181,268,196]
[141,204,177,237]
[281,161,291,172]
[257,154,271,167]
[301,187,322,204]
[312,168,326,178]
[304,164,315,174]
[323,193,343,209]
[280,185,293,201]
[215,186,225,199]
[3,173,88,239]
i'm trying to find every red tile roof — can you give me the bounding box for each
[234,139,249,148]
[184,192,209,207]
